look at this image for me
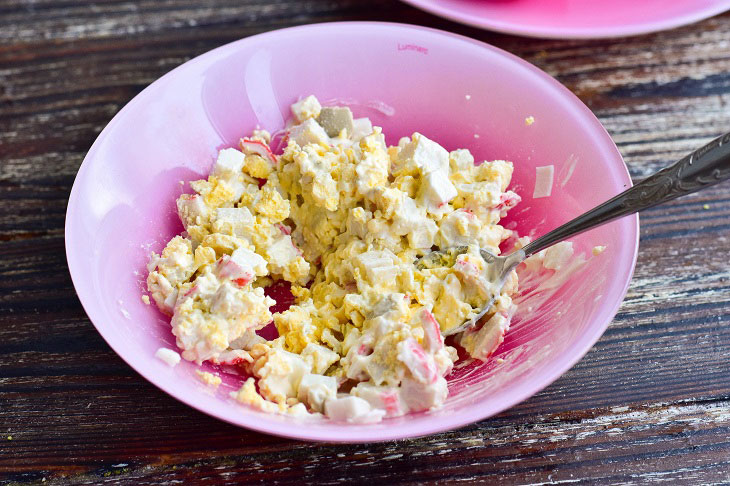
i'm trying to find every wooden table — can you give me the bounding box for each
[2,1,730,484]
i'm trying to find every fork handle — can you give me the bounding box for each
[521,131,730,258]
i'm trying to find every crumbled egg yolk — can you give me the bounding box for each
[147,95,522,421]
[195,370,222,387]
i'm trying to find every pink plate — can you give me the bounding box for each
[65,22,638,442]
[402,0,730,39]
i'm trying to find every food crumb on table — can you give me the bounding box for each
[592,245,607,256]
[465,94,471,100]
[525,116,535,126]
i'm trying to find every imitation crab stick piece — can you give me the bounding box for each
[240,137,277,165]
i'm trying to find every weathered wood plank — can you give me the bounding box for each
[3,398,730,484]
[2,0,730,484]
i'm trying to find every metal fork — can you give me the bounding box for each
[417,131,730,336]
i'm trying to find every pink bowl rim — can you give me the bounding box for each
[65,21,639,443]
[401,0,730,39]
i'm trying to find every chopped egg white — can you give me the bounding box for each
[155,347,181,367]
[533,165,554,199]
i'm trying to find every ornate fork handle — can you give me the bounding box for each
[522,132,730,258]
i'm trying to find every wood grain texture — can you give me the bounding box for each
[1,1,730,484]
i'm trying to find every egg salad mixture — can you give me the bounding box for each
[147,96,522,423]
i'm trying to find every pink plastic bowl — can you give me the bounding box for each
[65,22,638,442]
[401,0,730,39]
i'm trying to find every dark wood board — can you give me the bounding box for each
[1,1,730,484]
